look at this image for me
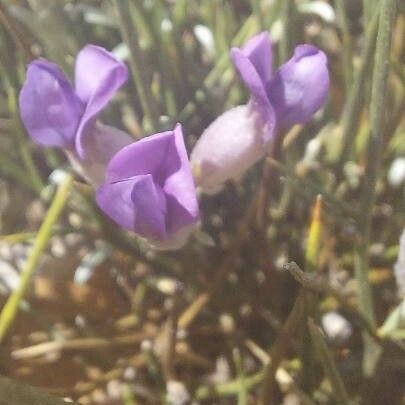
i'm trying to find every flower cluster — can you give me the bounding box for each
[191,33,329,194]
[19,45,133,186]
[19,32,329,249]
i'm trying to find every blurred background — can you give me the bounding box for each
[0,0,404,404]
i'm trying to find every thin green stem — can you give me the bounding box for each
[233,348,248,405]
[259,292,306,405]
[114,0,160,132]
[279,0,296,63]
[0,152,38,192]
[335,0,353,94]
[195,372,263,400]
[338,8,379,166]
[122,384,139,405]
[355,0,397,376]
[363,0,377,24]
[251,0,265,30]
[179,15,258,122]
[308,319,351,405]
[0,173,74,342]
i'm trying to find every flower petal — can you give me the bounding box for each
[96,174,167,240]
[266,45,329,129]
[19,60,83,147]
[103,131,175,183]
[230,32,275,141]
[99,125,199,246]
[74,45,128,158]
[191,104,269,194]
[231,48,270,114]
[67,123,133,186]
[240,32,273,83]
[161,124,199,233]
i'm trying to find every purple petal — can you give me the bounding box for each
[19,60,83,147]
[231,48,269,113]
[241,32,273,83]
[266,45,329,129]
[104,131,175,183]
[99,125,199,244]
[230,33,275,141]
[161,124,200,233]
[96,174,167,240]
[74,45,128,158]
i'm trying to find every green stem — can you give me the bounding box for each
[259,292,306,405]
[338,8,379,166]
[233,348,248,405]
[363,0,377,23]
[279,0,296,63]
[251,0,265,30]
[335,0,353,94]
[179,15,258,122]
[0,173,74,342]
[308,319,351,405]
[355,0,397,376]
[114,0,160,132]
[195,372,263,400]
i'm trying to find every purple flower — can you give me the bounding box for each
[191,32,329,194]
[96,124,200,250]
[19,45,133,185]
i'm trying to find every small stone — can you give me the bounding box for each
[166,380,190,405]
[322,311,352,344]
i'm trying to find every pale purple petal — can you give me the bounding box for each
[191,104,269,194]
[74,45,128,158]
[266,45,329,129]
[96,174,167,240]
[19,60,83,147]
[67,123,133,186]
[161,124,199,233]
